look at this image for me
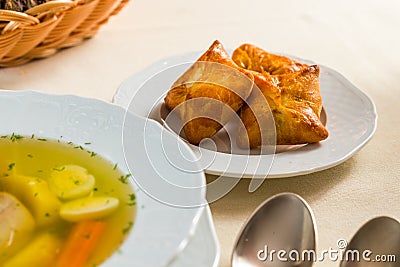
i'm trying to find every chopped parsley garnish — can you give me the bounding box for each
[127,194,136,206]
[82,233,91,239]
[122,221,133,235]
[53,166,65,172]
[84,142,92,145]
[118,174,132,184]
[113,163,118,170]
[10,133,23,142]
[27,154,33,158]
[38,138,47,141]
[8,163,15,171]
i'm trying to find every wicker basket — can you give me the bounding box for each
[0,0,129,67]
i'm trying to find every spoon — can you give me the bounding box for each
[232,193,317,267]
[340,216,400,267]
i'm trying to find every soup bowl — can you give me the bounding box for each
[0,90,207,267]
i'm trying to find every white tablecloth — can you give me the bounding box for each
[1,1,399,266]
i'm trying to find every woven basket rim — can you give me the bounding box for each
[0,0,130,67]
[0,0,77,17]
[1,0,77,34]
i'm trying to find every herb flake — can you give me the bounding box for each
[127,194,136,206]
[10,133,23,142]
[8,163,15,171]
[122,221,133,235]
[118,174,132,184]
[53,166,65,172]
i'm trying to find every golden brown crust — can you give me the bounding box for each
[233,44,328,147]
[232,44,307,75]
[164,40,254,145]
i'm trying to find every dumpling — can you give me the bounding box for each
[164,40,254,145]
[232,44,328,147]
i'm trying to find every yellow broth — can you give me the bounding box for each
[0,135,136,267]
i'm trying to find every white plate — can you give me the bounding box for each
[114,51,377,179]
[0,90,219,267]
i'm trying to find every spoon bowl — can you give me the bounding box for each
[340,216,400,267]
[232,193,317,267]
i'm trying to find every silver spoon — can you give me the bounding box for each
[232,193,317,267]
[340,216,400,267]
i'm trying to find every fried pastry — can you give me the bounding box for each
[233,43,307,75]
[164,40,254,145]
[232,44,328,147]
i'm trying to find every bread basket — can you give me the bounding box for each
[0,0,129,67]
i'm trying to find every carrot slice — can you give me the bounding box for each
[56,220,106,267]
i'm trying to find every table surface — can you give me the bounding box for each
[1,0,399,266]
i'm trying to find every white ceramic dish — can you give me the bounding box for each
[0,90,219,267]
[114,51,378,179]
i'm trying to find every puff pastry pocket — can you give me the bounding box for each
[233,44,328,147]
[232,43,307,75]
[164,40,254,145]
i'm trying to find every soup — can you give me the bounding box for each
[0,134,136,267]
